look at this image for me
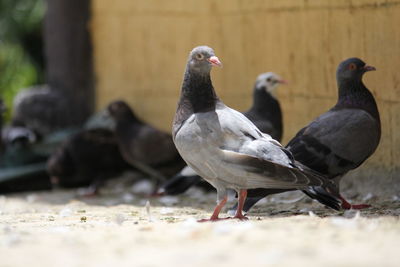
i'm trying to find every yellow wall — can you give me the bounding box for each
[91,0,400,176]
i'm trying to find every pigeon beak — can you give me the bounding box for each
[363,65,376,72]
[208,56,223,67]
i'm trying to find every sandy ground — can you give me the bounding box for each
[0,174,399,267]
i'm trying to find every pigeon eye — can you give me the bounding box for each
[266,78,272,82]
[196,53,204,60]
[348,63,356,70]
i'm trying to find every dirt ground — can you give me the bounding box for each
[0,173,399,267]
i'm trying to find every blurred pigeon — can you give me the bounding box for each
[243,72,285,141]
[0,126,44,168]
[159,72,286,196]
[0,94,80,193]
[242,58,380,211]
[108,100,185,183]
[11,85,73,137]
[173,46,340,221]
[47,128,131,192]
[0,124,50,194]
[2,126,37,146]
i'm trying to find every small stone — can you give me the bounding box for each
[114,214,126,225]
[59,208,73,217]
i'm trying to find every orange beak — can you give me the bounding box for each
[208,56,223,67]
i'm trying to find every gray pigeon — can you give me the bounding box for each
[158,72,286,196]
[172,46,340,221]
[242,57,380,212]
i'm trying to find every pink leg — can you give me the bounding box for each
[340,195,371,210]
[233,189,249,220]
[198,196,230,222]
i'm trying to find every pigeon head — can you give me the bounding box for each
[336,58,376,83]
[187,46,222,75]
[255,72,286,95]
[107,100,138,121]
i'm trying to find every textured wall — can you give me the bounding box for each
[91,0,400,190]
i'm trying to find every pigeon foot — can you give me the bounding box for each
[340,196,371,210]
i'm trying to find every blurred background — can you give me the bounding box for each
[0,0,399,195]
[0,0,45,121]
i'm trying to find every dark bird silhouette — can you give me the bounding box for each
[108,100,185,183]
[47,128,131,192]
[0,94,82,194]
[11,85,74,137]
[173,46,340,221]
[241,57,380,212]
[0,104,51,194]
[159,72,286,196]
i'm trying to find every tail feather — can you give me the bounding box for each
[302,186,341,211]
[294,161,341,210]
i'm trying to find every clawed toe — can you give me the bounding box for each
[349,204,371,210]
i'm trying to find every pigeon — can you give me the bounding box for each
[2,126,37,146]
[47,128,131,191]
[173,46,340,221]
[11,85,74,137]
[241,57,380,212]
[243,72,285,141]
[159,72,286,196]
[0,126,45,168]
[108,100,185,183]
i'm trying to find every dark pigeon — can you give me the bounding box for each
[173,46,340,221]
[2,126,37,146]
[243,72,285,141]
[159,72,286,196]
[108,100,185,183]
[0,123,50,194]
[241,57,380,212]
[47,128,131,192]
[11,85,73,137]
[0,96,81,194]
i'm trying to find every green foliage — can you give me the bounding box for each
[0,0,45,121]
[0,43,37,120]
[0,0,45,41]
